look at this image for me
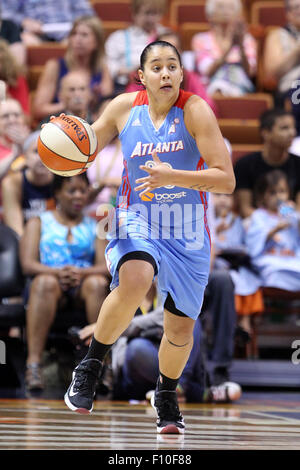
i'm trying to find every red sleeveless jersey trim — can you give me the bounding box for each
[132,89,194,108]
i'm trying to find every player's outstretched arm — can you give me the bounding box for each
[91,92,137,152]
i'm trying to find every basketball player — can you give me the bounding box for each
[64,41,235,434]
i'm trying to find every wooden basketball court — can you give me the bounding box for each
[1,393,300,451]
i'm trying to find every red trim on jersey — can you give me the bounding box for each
[119,160,131,209]
[132,89,194,108]
[196,157,211,247]
[174,89,194,109]
[133,90,148,107]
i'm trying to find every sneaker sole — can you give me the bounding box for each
[64,392,93,414]
[150,393,185,435]
[158,424,183,434]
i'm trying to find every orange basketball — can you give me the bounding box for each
[38,115,98,177]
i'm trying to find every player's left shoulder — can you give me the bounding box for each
[183,93,212,116]
[183,94,215,134]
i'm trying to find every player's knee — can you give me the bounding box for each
[119,261,153,294]
[165,322,194,346]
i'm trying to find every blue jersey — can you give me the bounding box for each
[116,89,210,246]
[105,90,211,319]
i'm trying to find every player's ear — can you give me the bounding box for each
[180,66,184,83]
[138,69,146,87]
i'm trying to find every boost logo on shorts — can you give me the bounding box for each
[140,191,187,203]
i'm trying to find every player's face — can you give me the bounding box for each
[56,177,89,217]
[139,46,183,99]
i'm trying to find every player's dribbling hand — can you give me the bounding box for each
[135,151,173,197]
[41,113,66,128]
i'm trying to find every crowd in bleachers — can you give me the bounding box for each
[0,0,299,401]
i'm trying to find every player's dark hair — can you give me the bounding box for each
[139,40,182,70]
[259,108,293,131]
[52,173,90,196]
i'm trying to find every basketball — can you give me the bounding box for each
[38,115,98,177]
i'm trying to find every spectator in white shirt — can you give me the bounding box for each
[105,0,167,93]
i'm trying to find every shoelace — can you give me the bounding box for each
[73,366,99,395]
[156,394,182,421]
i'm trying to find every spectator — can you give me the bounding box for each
[191,0,257,96]
[0,4,26,66]
[86,98,124,216]
[105,0,168,93]
[126,30,218,115]
[263,0,300,107]
[0,98,30,178]
[86,137,123,217]
[212,193,263,336]
[234,108,300,219]
[246,170,300,292]
[203,268,238,385]
[1,0,95,44]
[33,15,113,121]
[20,173,110,391]
[0,40,30,115]
[39,70,94,127]
[1,131,55,237]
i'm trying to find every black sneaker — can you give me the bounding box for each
[151,383,185,434]
[64,359,102,414]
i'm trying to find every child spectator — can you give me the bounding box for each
[212,193,263,335]
[234,108,300,218]
[246,170,300,292]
